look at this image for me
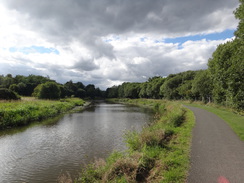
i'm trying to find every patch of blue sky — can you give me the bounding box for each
[156,29,235,45]
[140,37,147,42]
[103,35,120,43]
[104,39,113,43]
[9,46,59,55]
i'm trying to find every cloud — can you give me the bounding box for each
[2,0,238,40]
[0,0,240,89]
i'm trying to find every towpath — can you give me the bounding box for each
[186,106,244,183]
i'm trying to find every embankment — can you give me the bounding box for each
[0,98,86,130]
[76,99,195,183]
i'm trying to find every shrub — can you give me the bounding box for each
[33,82,61,99]
[0,88,20,100]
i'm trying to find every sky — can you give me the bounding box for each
[0,0,240,89]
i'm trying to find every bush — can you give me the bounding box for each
[0,88,20,100]
[33,82,61,99]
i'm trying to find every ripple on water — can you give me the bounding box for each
[0,102,153,183]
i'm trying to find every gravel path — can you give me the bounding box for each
[186,106,244,183]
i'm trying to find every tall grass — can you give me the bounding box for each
[0,98,85,129]
[76,99,195,183]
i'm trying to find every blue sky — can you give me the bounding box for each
[9,46,59,55]
[162,29,235,44]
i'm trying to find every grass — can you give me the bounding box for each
[75,99,195,183]
[0,97,85,130]
[182,101,244,141]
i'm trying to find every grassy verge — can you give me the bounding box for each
[0,97,85,130]
[75,99,195,183]
[182,101,244,141]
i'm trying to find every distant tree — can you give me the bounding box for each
[17,82,27,96]
[148,77,165,99]
[191,70,213,102]
[2,74,15,88]
[85,84,96,99]
[32,84,42,98]
[9,84,18,93]
[76,88,86,98]
[64,80,77,97]
[160,75,182,100]
[139,82,149,98]
[0,88,20,100]
[33,82,61,99]
[75,82,85,90]
[118,83,126,98]
[177,80,194,100]
[106,86,118,98]
[123,83,140,98]
[58,85,66,98]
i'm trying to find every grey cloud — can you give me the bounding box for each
[0,62,43,77]
[1,0,239,88]
[72,58,99,71]
[3,0,238,39]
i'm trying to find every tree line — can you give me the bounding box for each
[0,74,104,100]
[1,1,243,110]
[106,0,244,110]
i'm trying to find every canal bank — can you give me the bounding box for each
[0,101,153,183]
[77,99,195,183]
[0,98,86,130]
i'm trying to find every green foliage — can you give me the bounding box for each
[208,39,244,109]
[147,77,165,99]
[0,88,20,100]
[78,100,194,183]
[124,130,141,151]
[105,4,243,109]
[234,0,244,40]
[33,82,61,99]
[106,86,118,98]
[1,74,104,99]
[138,82,149,98]
[0,98,85,129]
[85,84,96,99]
[160,71,196,100]
[105,0,244,111]
[123,83,141,98]
[191,70,213,102]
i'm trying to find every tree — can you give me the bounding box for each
[0,88,20,100]
[106,86,118,98]
[148,77,165,99]
[33,82,61,99]
[160,75,182,100]
[234,0,244,40]
[177,80,194,100]
[139,82,149,98]
[9,84,18,93]
[123,83,140,98]
[64,80,77,97]
[76,88,86,98]
[192,70,213,102]
[85,84,96,99]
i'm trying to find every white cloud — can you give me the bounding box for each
[0,0,240,89]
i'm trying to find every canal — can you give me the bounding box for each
[0,102,153,183]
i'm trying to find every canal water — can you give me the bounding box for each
[0,102,153,183]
